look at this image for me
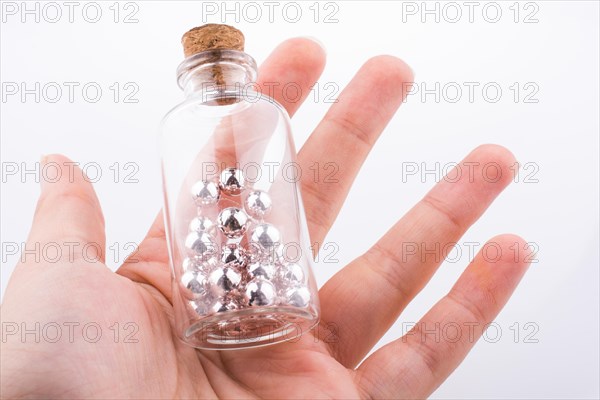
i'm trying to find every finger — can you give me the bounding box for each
[298,55,413,245]
[357,234,533,399]
[319,144,517,367]
[257,37,326,116]
[117,211,172,300]
[24,154,106,265]
[116,38,326,296]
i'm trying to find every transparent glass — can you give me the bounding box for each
[159,50,320,349]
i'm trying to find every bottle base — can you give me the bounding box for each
[182,306,319,350]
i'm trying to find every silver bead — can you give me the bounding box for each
[217,207,249,238]
[191,180,220,206]
[281,262,305,284]
[185,231,217,261]
[248,261,276,280]
[220,168,245,195]
[209,266,242,295]
[250,223,281,250]
[244,190,272,219]
[286,286,311,308]
[246,279,276,306]
[181,271,208,297]
[189,216,216,235]
[221,243,246,268]
[210,298,238,313]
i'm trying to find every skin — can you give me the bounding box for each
[0,38,533,399]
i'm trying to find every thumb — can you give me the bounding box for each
[25,154,106,265]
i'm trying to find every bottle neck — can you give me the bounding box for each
[176,50,257,101]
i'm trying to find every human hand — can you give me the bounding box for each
[0,38,532,399]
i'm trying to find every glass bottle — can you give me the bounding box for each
[159,24,320,350]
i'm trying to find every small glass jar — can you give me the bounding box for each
[159,48,320,349]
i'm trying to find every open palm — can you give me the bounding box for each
[1,38,531,399]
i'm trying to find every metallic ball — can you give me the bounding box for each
[221,243,246,268]
[281,262,305,284]
[185,231,217,261]
[285,286,311,308]
[244,190,272,219]
[217,207,249,238]
[210,299,238,313]
[246,279,276,306]
[250,223,281,250]
[220,168,245,195]
[191,180,220,206]
[189,216,216,235]
[248,261,276,280]
[181,271,208,297]
[209,267,242,296]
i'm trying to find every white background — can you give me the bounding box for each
[1,1,598,398]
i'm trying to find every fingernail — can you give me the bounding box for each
[300,36,327,55]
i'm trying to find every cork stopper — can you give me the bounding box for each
[182,24,245,58]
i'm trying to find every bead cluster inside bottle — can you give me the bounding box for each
[171,157,318,347]
[182,168,312,313]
